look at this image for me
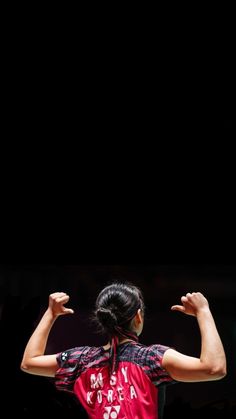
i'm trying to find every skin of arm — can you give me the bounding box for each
[21,291,227,383]
[162,292,227,382]
[20,292,74,377]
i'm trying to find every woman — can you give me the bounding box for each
[21,282,226,419]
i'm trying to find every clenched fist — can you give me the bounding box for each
[48,292,74,317]
[171,292,209,317]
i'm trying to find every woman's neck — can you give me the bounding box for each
[103,338,132,351]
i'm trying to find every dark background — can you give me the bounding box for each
[0,264,235,418]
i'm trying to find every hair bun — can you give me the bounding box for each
[96,307,117,331]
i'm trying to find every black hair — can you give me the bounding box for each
[94,282,145,337]
[94,282,145,374]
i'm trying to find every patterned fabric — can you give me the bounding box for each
[55,342,176,418]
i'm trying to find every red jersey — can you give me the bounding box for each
[55,341,176,419]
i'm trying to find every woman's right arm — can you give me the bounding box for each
[162,292,227,382]
[20,292,74,377]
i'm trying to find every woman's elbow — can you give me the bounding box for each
[20,362,27,371]
[20,360,31,373]
[209,364,227,380]
[217,365,227,379]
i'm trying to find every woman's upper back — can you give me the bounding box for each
[55,341,175,419]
